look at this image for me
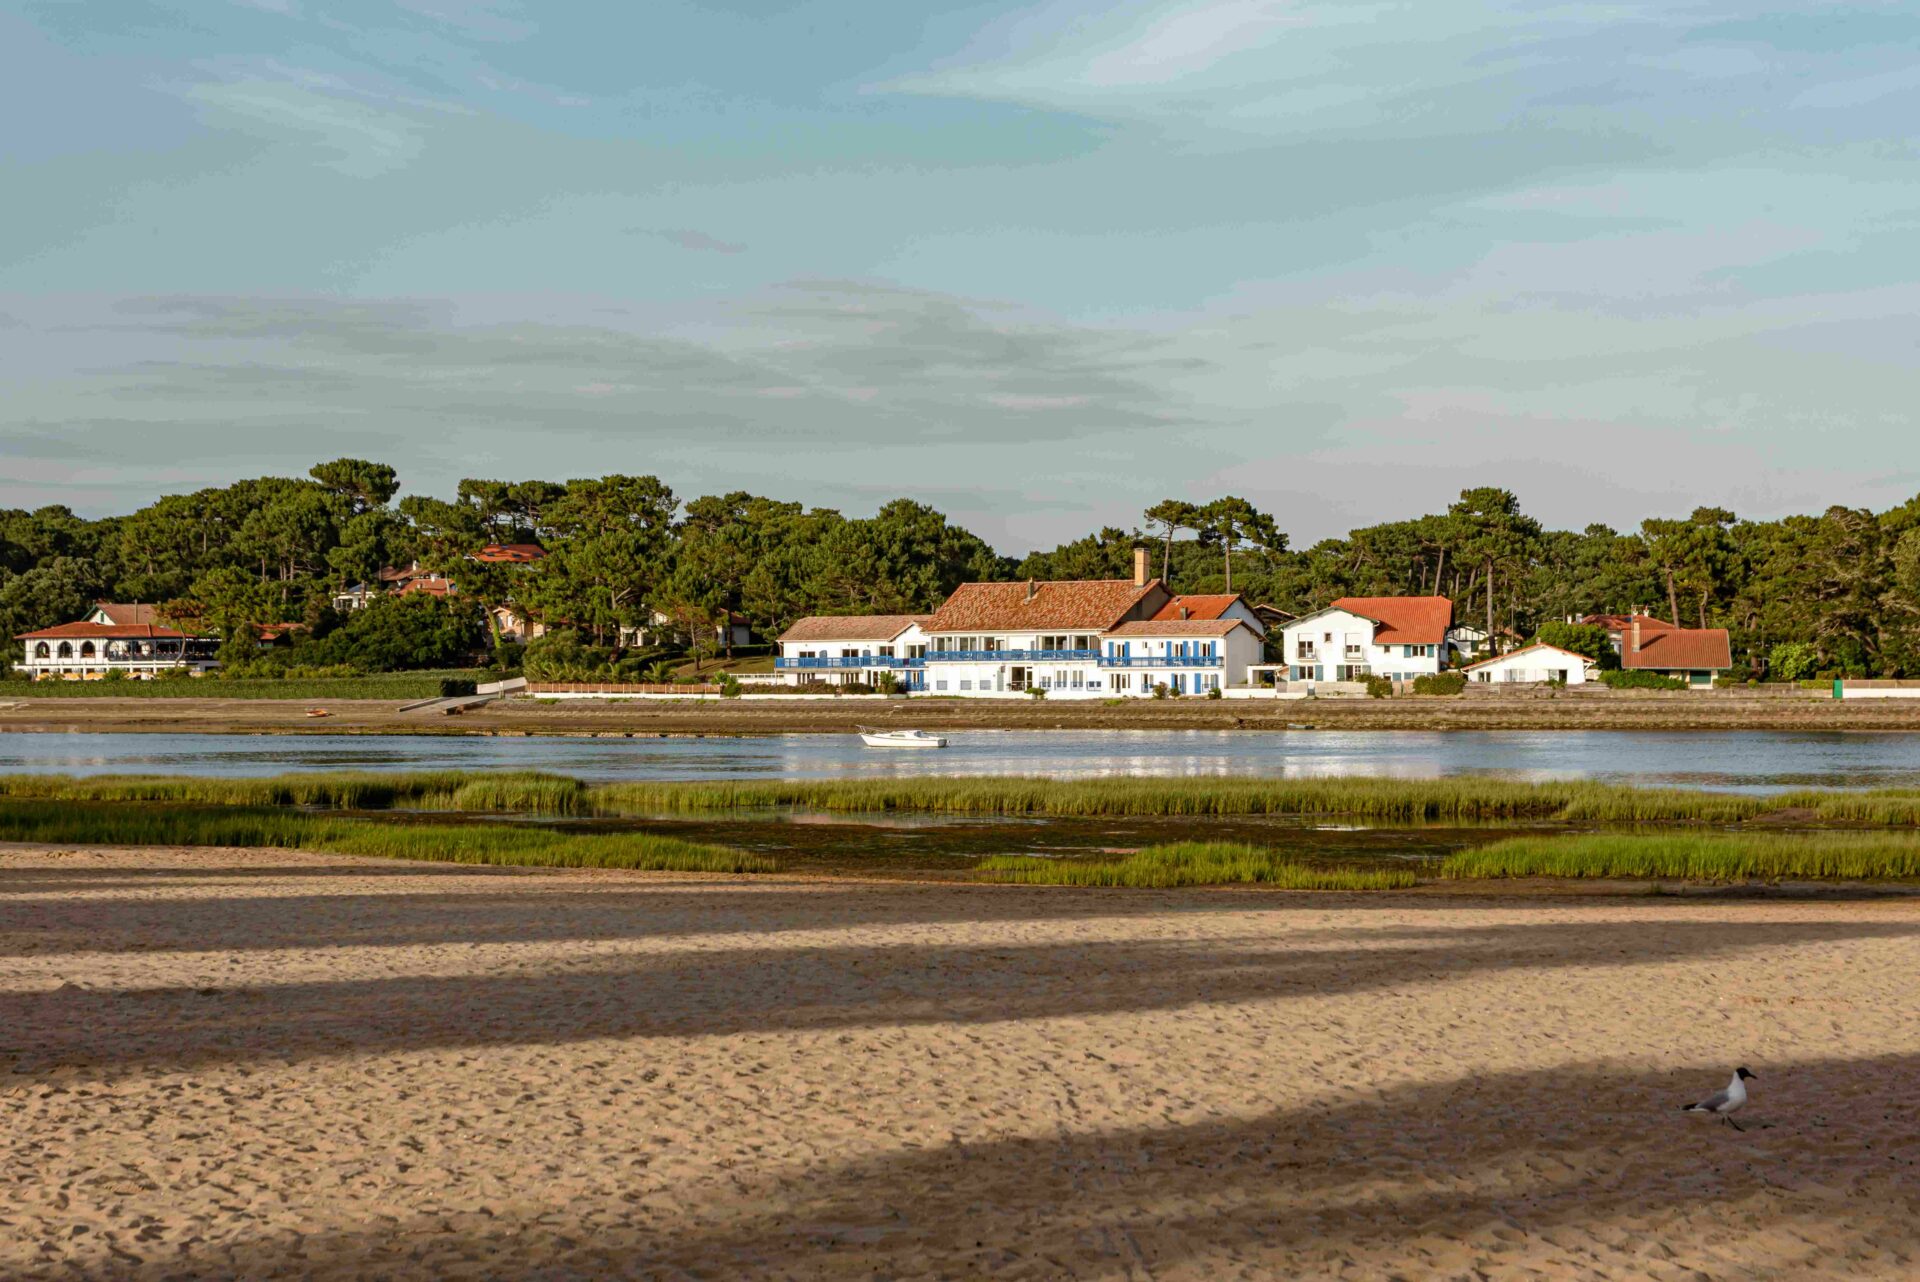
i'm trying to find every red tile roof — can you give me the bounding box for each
[1622,616,1730,671]
[470,543,547,564]
[92,602,161,627]
[1149,594,1243,622]
[777,615,929,644]
[395,577,453,598]
[1106,618,1257,638]
[17,622,194,640]
[1328,596,1453,646]
[925,580,1166,633]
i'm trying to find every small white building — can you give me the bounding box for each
[775,615,931,688]
[1281,597,1453,683]
[1462,643,1595,685]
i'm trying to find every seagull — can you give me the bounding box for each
[1681,1067,1756,1131]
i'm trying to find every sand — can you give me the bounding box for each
[4,846,1919,1279]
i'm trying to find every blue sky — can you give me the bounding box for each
[3,1,1917,551]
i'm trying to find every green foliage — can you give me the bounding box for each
[1027,685,1048,700]
[873,671,898,696]
[293,595,483,671]
[1205,685,1222,700]
[1364,674,1393,698]
[1533,621,1618,667]
[1443,832,1920,882]
[0,799,773,873]
[1411,672,1466,696]
[976,843,1415,890]
[1599,669,1689,691]
[439,677,478,697]
[1768,641,1819,682]
[1152,682,1170,699]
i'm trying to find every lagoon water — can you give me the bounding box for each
[4,729,1920,792]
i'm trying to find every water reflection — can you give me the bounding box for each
[5,729,1920,793]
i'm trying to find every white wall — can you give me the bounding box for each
[1468,648,1591,685]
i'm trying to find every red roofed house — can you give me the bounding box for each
[1619,614,1731,689]
[467,543,548,566]
[16,603,220,680]
[1280,596,1454,683]
[772,551,1268,696]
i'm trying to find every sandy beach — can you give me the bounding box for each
[5,846,1920,1279]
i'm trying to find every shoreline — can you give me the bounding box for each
[6,691,1920,736]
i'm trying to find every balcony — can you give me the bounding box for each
[1099,654,1222,668]
[775,655,920,669]
[924,649,1100,662]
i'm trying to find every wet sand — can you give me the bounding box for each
[5,845,1919,1279]
[5,687,1920,736]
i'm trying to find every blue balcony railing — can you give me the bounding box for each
[923,649,1100,662]
[775,655,921,669]
[1098,655,1221,668]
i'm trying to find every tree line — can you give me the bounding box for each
[4,463,1918,677]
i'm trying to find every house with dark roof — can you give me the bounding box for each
[1619,615,1731,688]
[1280,596,1454,683]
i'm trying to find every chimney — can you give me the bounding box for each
[1133,546,1150,587]
[1630,616,1641,655]
[1179,605,1190,620]
[1025,578,1037,602]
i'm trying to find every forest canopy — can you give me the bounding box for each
[6,461,1920,678]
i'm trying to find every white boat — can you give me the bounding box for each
[858,727,948,749]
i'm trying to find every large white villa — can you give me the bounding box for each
[1279,597,1453,683]
[775,550,1266,697]
[14,603,221,680]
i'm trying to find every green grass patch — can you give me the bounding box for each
[0,670,489,700]
[0,799,772,873]
[1442,831,1920,882]
[975,842,1417,889]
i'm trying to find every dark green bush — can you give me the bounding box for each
[1364,675,1393,699]
[1599,669,1689,691]
[1411,672,1466,696]
[439,678,477,697]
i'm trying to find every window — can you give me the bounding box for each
[57,642,72,659]
[33,642,49,658]
[960,679,973,691]
[907,644,926,659]
[878,645,894,658]
[936,680,948,691]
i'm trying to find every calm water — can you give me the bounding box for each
[4,729,1920,792]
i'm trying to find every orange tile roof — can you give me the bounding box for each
[1149,594,1243,622]
[470,543,547,564]
[778,615,929,643]
[17,621,195,640]
[1328,596,1453,646]
[925,580,1165,633]
[1106,618,1256,638]
[1622,616,1730,671]
[395,578,453,598]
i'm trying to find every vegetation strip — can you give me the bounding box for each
[19,770,1920,824]
[1442,832,1920,882]
[976,843,1416,890]
[0,800,772,874]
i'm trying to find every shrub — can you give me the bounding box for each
[439,678,478,698]
[1364,675,1393,699]
[719,674,743,699]
[1599,670,1688,691]
[840,681,875,695]
[1028,686,1048,700]
[1769,641,1818,682]
[1411,672,1466,696]
[1205,686,1222,700]
[1152,682,1170,699]
[875,672,900,696]
[101,668,128,683]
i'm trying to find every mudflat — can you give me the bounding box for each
[5,845,1919,1279]
[5,688,1920,735]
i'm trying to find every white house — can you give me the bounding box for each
[16,605,220,680]
[775,615,931,688]
[1463,643,1595,685]
[775,551,1269,698]
[1281,597,1453,683]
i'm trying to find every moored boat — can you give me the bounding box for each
[857,727,947,749]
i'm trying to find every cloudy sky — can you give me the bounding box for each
[3,1,1916,551]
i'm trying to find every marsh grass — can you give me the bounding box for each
[975,842,1418,890]
[1442,831,1920,882]
[18,771,1920,831]
[0,799,772,873]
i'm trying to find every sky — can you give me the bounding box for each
[2,1,1917,553]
